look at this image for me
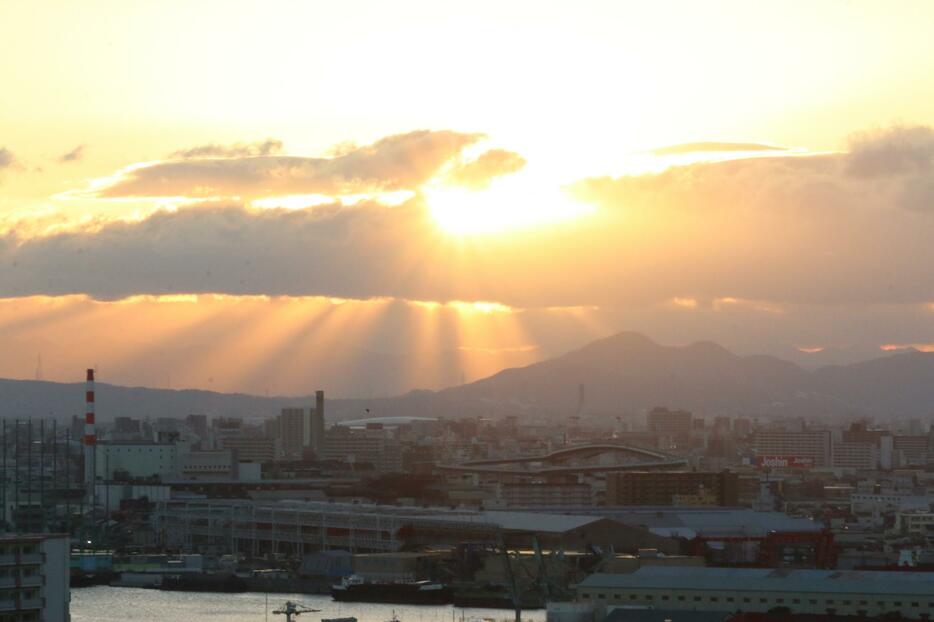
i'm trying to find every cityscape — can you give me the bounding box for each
[3,1,934,621]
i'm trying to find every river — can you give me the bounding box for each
[71,587,538,622]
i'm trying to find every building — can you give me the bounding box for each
[0,533,70,621]
[185,414,209,438]
[577,566,934,618]
[156,499,678,556]
[278,392,326,459]
[850,492,932,514]
[218,437,278,463]
[894,435,931,467]
[495,481,593,509]
[96,442,179,480]
[279,407,308,458]
[753,430,831,467]
[180,450,236,480]
[322,426,403,472]
[312,390,325,456]
[832,440,880,470]
[646,408,693,447]
[895,510,934,538]
[605,471,738,506]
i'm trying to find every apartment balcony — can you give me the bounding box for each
[0,553,42,566]
[0,575,43,589]
[0,597,43,611]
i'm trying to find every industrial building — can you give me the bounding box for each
[605,471,739,506]
[155,499,678,556]
[577,566,934,618]
[95,441,179,480]
[0,533,70,621]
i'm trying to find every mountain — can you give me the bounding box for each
[1,332,933,422]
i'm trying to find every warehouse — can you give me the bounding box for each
[577,567,934,619]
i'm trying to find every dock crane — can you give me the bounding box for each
[272,601,319,622]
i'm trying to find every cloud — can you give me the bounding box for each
[846,125,934,178]
[445,148,527,189]
[57,144,86,164]
[89,130,483,199]
[651,141,787,155]
[169,138,283,159]
[0,201,445,301]
[7,125,934,314]
[0,147,18,170]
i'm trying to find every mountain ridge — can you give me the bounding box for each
[2,331,933,421]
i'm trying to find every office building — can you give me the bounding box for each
[753,430,831,467]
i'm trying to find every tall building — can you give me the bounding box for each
[605,471,739,506]
[312,390,325,456]
[646,407,693,447]
[0,533,70,621]
[279,407,308,458]
[278,390,326,459]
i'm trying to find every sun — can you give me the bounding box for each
[425,173,593,235]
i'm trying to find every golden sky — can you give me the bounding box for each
[2,1,934,395]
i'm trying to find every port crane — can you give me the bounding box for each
[272,601,319,622]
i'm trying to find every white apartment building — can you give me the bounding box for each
[0,533,70,621]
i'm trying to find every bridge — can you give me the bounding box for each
[436,443,687,475]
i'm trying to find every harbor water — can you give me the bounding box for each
[71,587,537,622]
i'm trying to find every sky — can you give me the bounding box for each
[2,0,934,397]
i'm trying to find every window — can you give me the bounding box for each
[793,599,800,604]
[694,596,701,602]
[710,597,719,602]
[726,597,734,603]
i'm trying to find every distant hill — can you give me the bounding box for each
[2,332,933,422]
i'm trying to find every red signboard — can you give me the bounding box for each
[755,455,814,469]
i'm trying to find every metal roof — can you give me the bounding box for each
[579,567,934,597]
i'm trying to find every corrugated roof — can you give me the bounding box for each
[579,567,934,596]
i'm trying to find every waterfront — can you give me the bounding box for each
[71,587,530,622]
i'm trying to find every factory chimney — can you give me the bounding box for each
[84,368,97,505]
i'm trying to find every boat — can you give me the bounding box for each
[159,572,247,592]
[331,574,452,604]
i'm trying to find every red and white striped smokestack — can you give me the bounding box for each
[85,368,96,446]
